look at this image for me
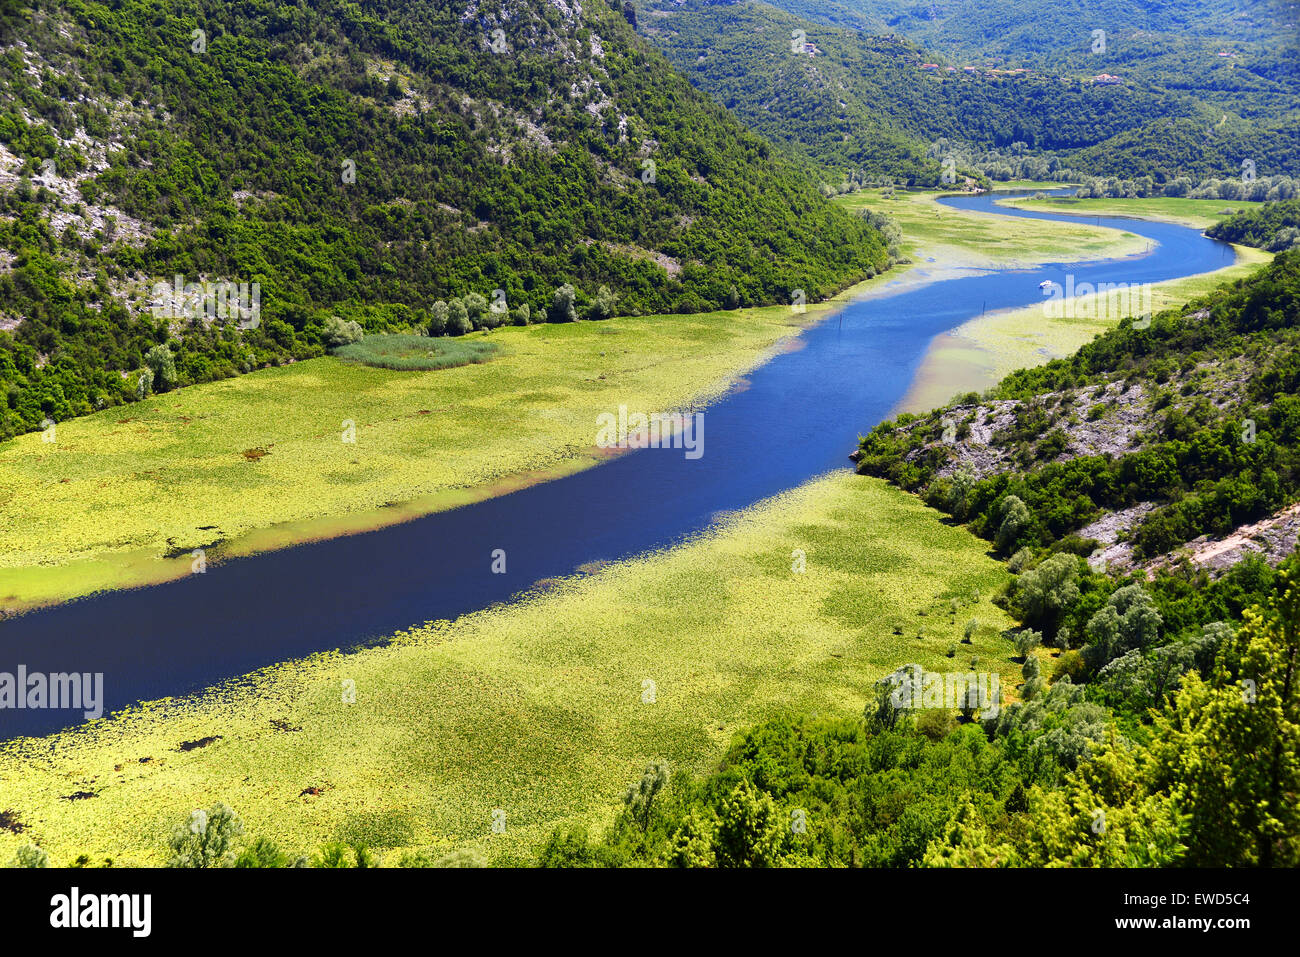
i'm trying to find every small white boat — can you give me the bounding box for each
[1038,280,1053,290]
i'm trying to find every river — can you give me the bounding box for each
[0,189,1238,739]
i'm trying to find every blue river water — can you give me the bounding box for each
[0,190,1237,739]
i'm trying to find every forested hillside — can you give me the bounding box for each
[1208,197,1300,250]
[0,0,888,439]
[768,0,1300,118]
[639,1,1299,185]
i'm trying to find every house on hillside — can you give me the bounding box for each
[1092,74,1122,84]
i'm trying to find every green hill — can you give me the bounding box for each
[637,0,1297,185]
[0,0,888,439]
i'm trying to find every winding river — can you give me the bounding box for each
[0,190,1239,739]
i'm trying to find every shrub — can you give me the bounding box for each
[322,315,364,347]
[168,802,244,868]
[916,708,956,741]
[10,844,49,868]
[588,284,617,320]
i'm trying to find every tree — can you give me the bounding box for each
[624,761,670,834]
[1148,568,1300,866]
[511,303,531,326]
[1014,628,1043,658]
[168,802,244,868]
[145,343,176,391]
[1084,584,1162,671]
[549,283,578,322]
[446,298,472,336]
[711,778,790,868]
[428,300,449,336]
[1012,552,1082,640]
[463,292,490,330]
[994,494,1032,553]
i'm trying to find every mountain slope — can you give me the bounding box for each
[637,0,1296,184]
[0,0,888,439]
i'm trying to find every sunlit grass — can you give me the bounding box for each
[0,472,1017,866]
[834,189,1149,269]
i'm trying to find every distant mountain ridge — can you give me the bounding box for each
[637,0,1299,183]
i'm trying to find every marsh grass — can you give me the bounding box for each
[333,334,500,371]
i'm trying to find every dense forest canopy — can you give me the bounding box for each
[638,0,1299,184]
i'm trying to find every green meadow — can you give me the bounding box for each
[0,473,1017,866]
[0,298,836,608]
[833,189,1149,268]
[997,194,1259,230]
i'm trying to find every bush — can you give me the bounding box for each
[916,708,956,740]
[10,843,49,868]
[446,298,472,336]
[322,315,364,348]
[511,302,531,326]
[1052,649,1088,684]
[168,802,244,868]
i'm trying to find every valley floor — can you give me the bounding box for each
[0,189,1247,867]
[0,190,1159,610]
[0,472,1016,865]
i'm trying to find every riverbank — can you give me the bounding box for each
[0,191,1154,612]
[894,196,1271,413]
[0,290,856,611]
[834,188,1151,269]
[0,471,1017,866]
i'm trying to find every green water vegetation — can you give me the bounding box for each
[0,0,891,440]
[0,472,1019,866]
[0,294,845,606]
[331,334,499,372]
